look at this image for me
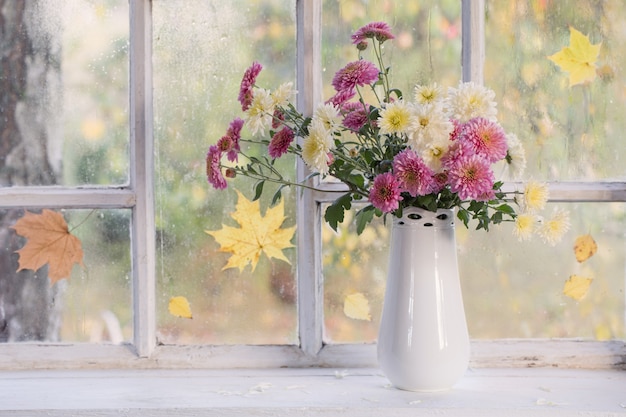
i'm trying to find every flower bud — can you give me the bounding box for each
[356,41,368,51]
[225,168,237,178]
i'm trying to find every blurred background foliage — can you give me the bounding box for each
[44,0,624,343]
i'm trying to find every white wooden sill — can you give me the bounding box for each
[1,367,625,416]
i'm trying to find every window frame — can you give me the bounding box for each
[0,0,624,371]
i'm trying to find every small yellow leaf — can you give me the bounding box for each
[563,275,593,301]
[573,234,597,263]
[343,292,371,321]
[594,323,612,341]
[206,190,296,272]
[169,296,193,319]
[548,26,601,87]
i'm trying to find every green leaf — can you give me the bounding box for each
[324,193,352,232]
[253,181,265,201]
[303,171,320,182]
[348,173,365,189]
[457,209,470,228]
[355,205,376,235]
[496,204,515,215]
[389,88,403,100]
[271,184,288,205]
[246,165,258,175]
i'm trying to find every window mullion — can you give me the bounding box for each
[296,0,324,357]
[129,0,156,358]
[461,0,485,83]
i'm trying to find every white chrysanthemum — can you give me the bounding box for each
[523,181,549,213]
[407,103,453,149]
[302,120,334,174]
[414,134,452,172]
[271,82,296,107]
[414,83,445,105]
[245,87,275,136]
[504,133,527,180]
[313,102,342,134]
[446,81,497,122]
[513,212,536,241]
[378,100,411,136]
[538,208,571,246]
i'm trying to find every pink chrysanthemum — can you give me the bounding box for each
[447,154,495,200]
[341,101,369,132]
[351,22,395,44]
[332,60,380,93]
[217,135,233,153]
[272,109,285,129]
[432,172,449,192]
[393,149,437,197]
[463,117,508,163]
[225,117,243,162]
[369,172,403,213]
[440,139,474,171]
[206,145,227,190]
[238,61,263,111]
[327,89,356,107]
[449,118,465,141]
[268,127,295,159]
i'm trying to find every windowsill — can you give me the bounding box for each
[1,367,625,416]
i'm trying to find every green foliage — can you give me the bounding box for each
[325,193,353,232]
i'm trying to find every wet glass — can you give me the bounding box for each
[0,208,132,343]
[323,202,626,342]
[485,1,626,181]
[153,0,298,345]
[0,0,130,187]
[322,0,462,101]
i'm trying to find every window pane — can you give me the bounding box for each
[322,0,462,100]
[462,202,625,339]
[0,0,129,187]
[1,209,132,343]
[322,204,388,344]
[153,0,297,345]
[485,1,626,181]
[323,203,625,342]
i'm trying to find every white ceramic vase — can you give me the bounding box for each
[377,207,469,392]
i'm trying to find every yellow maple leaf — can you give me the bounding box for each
[168,296,193,319]
[12,209,84,285]
[343,292,372,321]
[563,274,593,301]
[573,234,597,263]
[548,26,601,87]
[206,190,296,272]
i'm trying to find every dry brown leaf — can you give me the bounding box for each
[12,209,84,285]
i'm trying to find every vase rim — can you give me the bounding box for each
[393,207,456,229]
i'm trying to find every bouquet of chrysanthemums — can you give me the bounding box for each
[206,21,569,243]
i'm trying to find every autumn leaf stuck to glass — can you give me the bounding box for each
[548,26,601,87]
[573,233,598,263]
[563,275,593,301]
[343,292,372,321]
[206,190,296,272]
[12,209,84,285]
[169,296,193,319]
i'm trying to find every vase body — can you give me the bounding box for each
[377,207,469,392]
